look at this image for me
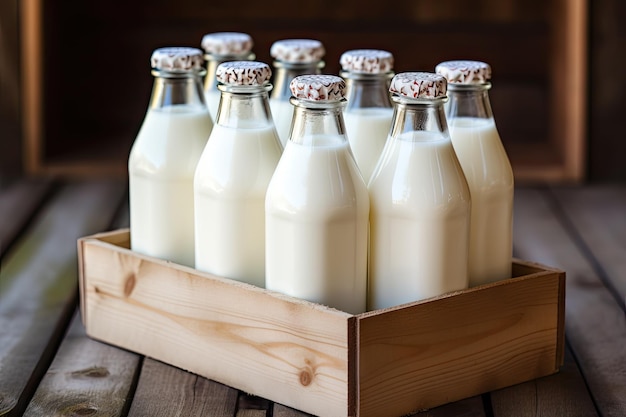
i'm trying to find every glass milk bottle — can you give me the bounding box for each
[340,49,395,184]
[265,75,369,314]
[269,39,325,146]
[368,72,471,310]
[194,61,282,288]
[128,47,213,267]
[201,32,255,120]
[436,60,514,286]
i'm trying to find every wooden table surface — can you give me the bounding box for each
[0,177,624,417]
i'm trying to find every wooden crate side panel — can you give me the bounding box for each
[356,272,563,417]
[80,237,352,417]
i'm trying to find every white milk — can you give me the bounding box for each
[129,105,212,267]
[204,90,221,122]
[448,117,514,286]
[265,137,369,314]
[368,131,471,310]
[194,122,282,287]
[269,99,294,147]
[343,107,393,183]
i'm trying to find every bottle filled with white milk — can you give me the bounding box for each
[194,61,282,288]
[265,74,369,314]
[368,72,471,310]
[340,49,395,184]
[436,60,514,287]
[269,39,325,146]
[201,32,255,121]
[128,47,213,267]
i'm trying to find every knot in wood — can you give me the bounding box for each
[71,366,110,378]
[299,369,313,386]
[65,403,98,416]
[124,273,136,297]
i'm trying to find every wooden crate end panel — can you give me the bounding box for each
[356,270,562,417]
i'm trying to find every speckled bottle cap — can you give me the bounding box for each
[270,39,325,64]
[340,49,394,74]
[201,32,254,56]
[290,75,345,101]
[216,61,272,86]
[389,72,447,99]
[435,60,491,84]
[151,47,204,71]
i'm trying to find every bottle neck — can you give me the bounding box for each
[150,69,207,111]
[216,84,274,128]
[445,83,494,120]
[270,60,326,101]
[389,96,449,140]
[342,72,394,111]
[203,52,256,93]
[288,98,347,146]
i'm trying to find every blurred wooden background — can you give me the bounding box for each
[2,0,618,183]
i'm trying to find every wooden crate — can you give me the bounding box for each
[78,229,565,417]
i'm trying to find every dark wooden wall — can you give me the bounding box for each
[0,0,21,177]
[2,0,624,181]
[39,0,552,172]
[588,0,626,182]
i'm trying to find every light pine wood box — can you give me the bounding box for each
[78,229,566,417]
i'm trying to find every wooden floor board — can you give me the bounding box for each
[0,177,55,258]
[127,358,239,417]
[0,179,126,416]
[512,186,626,417]
[550,185,626,308]
[22,311,141,417]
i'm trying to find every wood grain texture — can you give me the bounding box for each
[80,230,352,417]
[22,311,140,417]
[0,177,54,256]
[414,396,486,417]
[356,266,564,417]
[491,344,598,417]
[550,185,626,303]
[273,403,315,417]
[0,179,126,416]
[512,186,626,417]
[127,358,238,417]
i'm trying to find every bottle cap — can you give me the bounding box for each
[340,49,394,74]
[270,39,325,63]
[389,72,447,99]
[151,47,204,71]
[216,61,272,85]
[201,32,254,56]
[290,74,345,101]
[435,60,491,84]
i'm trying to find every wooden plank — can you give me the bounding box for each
[273,404,314,417]
[127,358,238,417]
[0,179,126,416]
[0,177,54,256]
[414,396,486,417]
[512,186,626,417]
[356,266,563,417]
[491,345,598,417]
[22,311,140,417]
[550,185,626,303]
[80,230,352,417]
[22,188,138,417]
[237,394,271,417]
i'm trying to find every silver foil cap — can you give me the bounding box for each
[270,39,325,63]
[435,60,492,84]
[151,47,204,71]
[216,61,272,85]
[340,49,394,74]
[290,75,345,101]
[389,72,447,99]
[201,32,254,56]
